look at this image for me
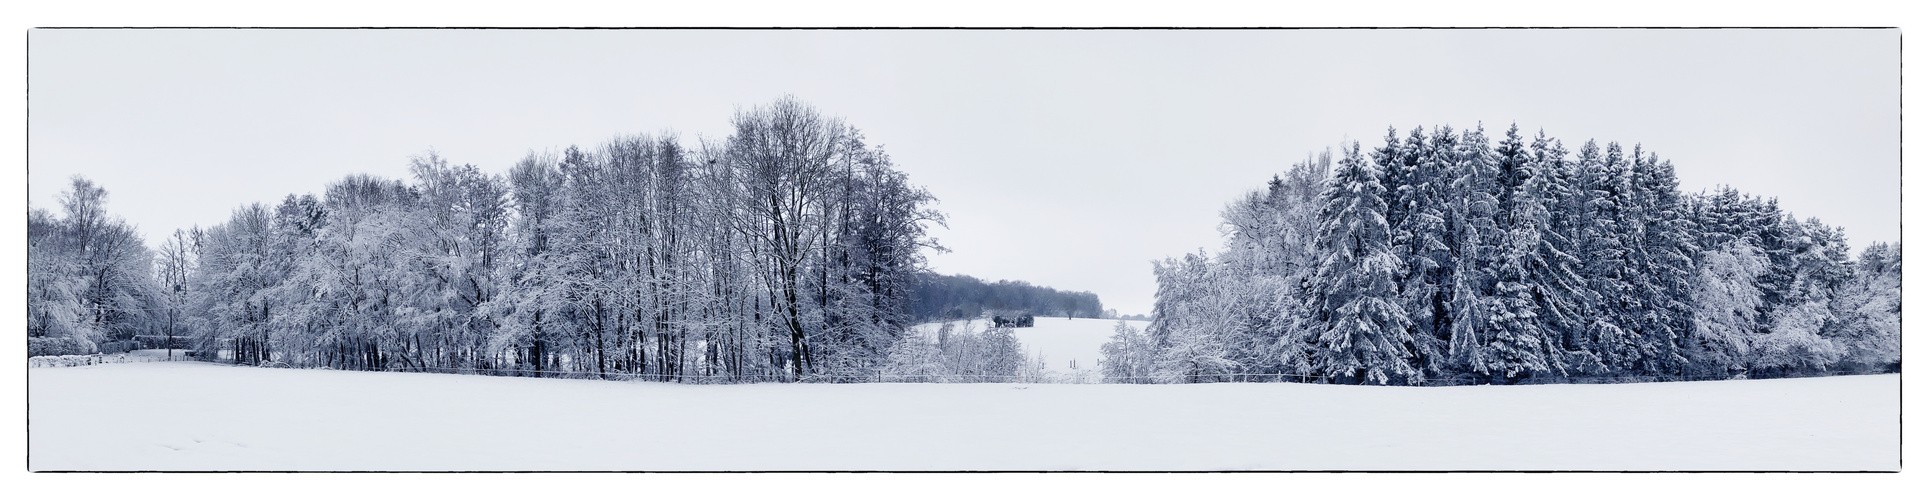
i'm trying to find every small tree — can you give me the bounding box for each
[1100,320,1157,383]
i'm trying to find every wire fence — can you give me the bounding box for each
[242,363,1090,384]
[81,356,1886,386]
[27,352,172,368]
[1085,370,1891,385]
[30,337,1893,385]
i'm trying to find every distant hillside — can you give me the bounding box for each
[910,272,1106,321]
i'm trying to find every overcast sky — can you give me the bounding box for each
[28,29,1899,316]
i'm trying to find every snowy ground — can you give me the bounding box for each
[28,361,1897,471]
[909,317,1148,377]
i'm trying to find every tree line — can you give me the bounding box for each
[909,272,1107,322]
[28,97,951,382]
[1108,124,1901,385]
[30,115,1899,387]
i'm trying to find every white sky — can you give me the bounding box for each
[26,29,1900,316]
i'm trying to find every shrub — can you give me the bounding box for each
[28,336,94,357]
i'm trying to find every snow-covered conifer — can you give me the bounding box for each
[1395,126,1456,377]
[1445,125,1501,376]
[1481,124,1557,381]
[1303,142,1416,385]
[1526,132,1592,374]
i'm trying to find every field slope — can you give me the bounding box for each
[28,362,1898,471]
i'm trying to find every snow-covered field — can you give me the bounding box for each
[909,317,1147,376]
[28,361,1897,471]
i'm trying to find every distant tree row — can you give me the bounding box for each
[910,272,1106,321]
[27,97,957,382]
[1107,124,1901,385]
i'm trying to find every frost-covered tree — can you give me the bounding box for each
[882,322,950,382]
[1145,253,1243,382]
[1579,141,1661,375]
[1688,241,1768,376]
[155,229,198,359]
[1525,132,1592,376]
[27,207,95,349]
[1825,242,1901,373]
[1752,218,1851,376]
[1480,124,1557,381]
[1302,142,1416,385]
[1100,320,1158,383]
[979,325,1025,382]
[190,202,291,364]
[493,150,569,375]
[881,319,1023,382]
[1140,150,1329,383]
[1444,125,1501,377]
[1625,146,1699,376]
[1397,127,1458,376]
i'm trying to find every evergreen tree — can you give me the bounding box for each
[1526,132,1591,374]
[1482,124,1556,381]
[1629,148,1699,377]
[1395,126,1455,377]
[1445,125,1501,377]
[1303,142,1416,385]
[1578,141,1648,375]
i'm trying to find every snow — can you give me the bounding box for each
[28,361,1897,471]
[909,317,1148,376]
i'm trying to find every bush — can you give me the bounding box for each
[28,336,94,357]
[990,311,1036,328]
[881,320,1026,383]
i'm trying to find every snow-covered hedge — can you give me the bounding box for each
[28,337,94,357]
